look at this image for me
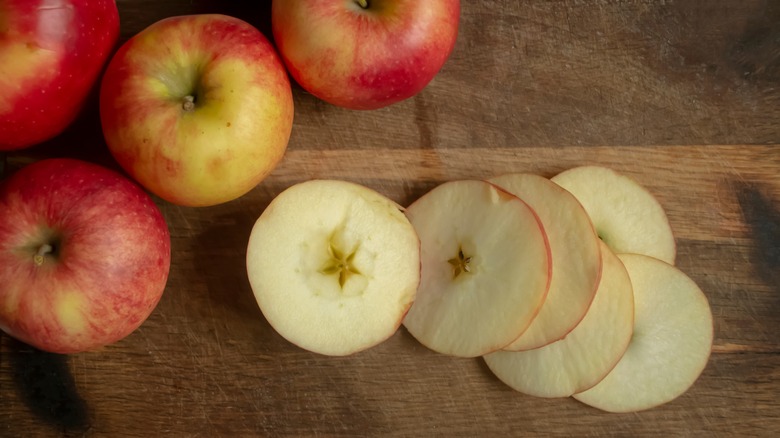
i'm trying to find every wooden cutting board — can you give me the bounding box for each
[2,1,779,436]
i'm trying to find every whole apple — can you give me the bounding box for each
[0,0,119,150]
[272,0,460,110]
[0,158,171,354]
[100,14,294,207]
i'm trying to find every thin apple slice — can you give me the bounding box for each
[402,180,551,358]
[551,166,676,264]
[484,241,634,398]
[573,253,713,412]
[490,173,602,350]
[246,180,420,356]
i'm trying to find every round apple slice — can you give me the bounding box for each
[490,173,602,351]
[403,180,551,358]
[484,241,634,398]
[573,253,713,412]
[551,166,676,264]
[246,180,420,356]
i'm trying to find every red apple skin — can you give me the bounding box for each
[100,14,294,207]
[0,0,119,151]
[0,159,171,354]
[272,0,460,110]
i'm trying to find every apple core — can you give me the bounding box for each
[447,247,472,279]
[319,240,364,291]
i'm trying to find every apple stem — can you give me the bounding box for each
[33,244,54,266]
[356,0,369,8]
[182,95,196,112]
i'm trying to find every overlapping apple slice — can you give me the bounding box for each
[490,173,602,351]
[402,180,551,358]
[246,180,420,356]
[484,241,634,398]
[551,166,677,264]
[573,253,713,412]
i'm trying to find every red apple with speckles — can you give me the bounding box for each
[272,0,460,110]
[100,14,294,207]
[0,0,119,150]
[0,158,171,354]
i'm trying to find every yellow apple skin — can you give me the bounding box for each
[100,14,294,207]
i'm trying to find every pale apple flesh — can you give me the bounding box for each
[272,0,460,110]
[0,0,119,150]
[484,241,634,398]
[0,159,171,354]
[246,180,420,356]
[402,180,551,358]
[573,253,713,413]
[551,166,676,264]
[101,14,294,207]
[490,173,602,351]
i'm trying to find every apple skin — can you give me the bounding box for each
[0,0,119,150]
[272,0,460,110]
[100,14,294,207]
[0,158,171,354]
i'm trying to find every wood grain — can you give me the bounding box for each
[2,0,780,436]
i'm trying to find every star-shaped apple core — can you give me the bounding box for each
[320,242,362,288]
[448,247,473,279]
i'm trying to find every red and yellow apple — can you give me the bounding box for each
[0,158,171,354]
[0,0,119,150]
[100,14,294,207]
[272,0,460,110]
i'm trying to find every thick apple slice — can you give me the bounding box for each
[490,173,602,350]
[484,241,634,398]
[246,180,420,356]
[402,180,551,358]
[551,166,676,264]
[573,253,713,412]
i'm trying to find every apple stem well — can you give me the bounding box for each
[33,244,55,266]
[355,0,370,9]
[182,95,196,112]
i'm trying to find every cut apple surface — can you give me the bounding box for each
[402,180,551,358]
[551,166,676,264]
[490,173,602,351]
[245,180,420,356]
[484,241,634,398]
[573,253,713,413]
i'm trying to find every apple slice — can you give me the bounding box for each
[573,253,713,412]
[402,180,551,358]
[490,173,602,351]
[551,166,676,264]
[245,180,420,356]
[484,241,634,398]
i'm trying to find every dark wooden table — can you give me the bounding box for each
[2,1,779,436]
